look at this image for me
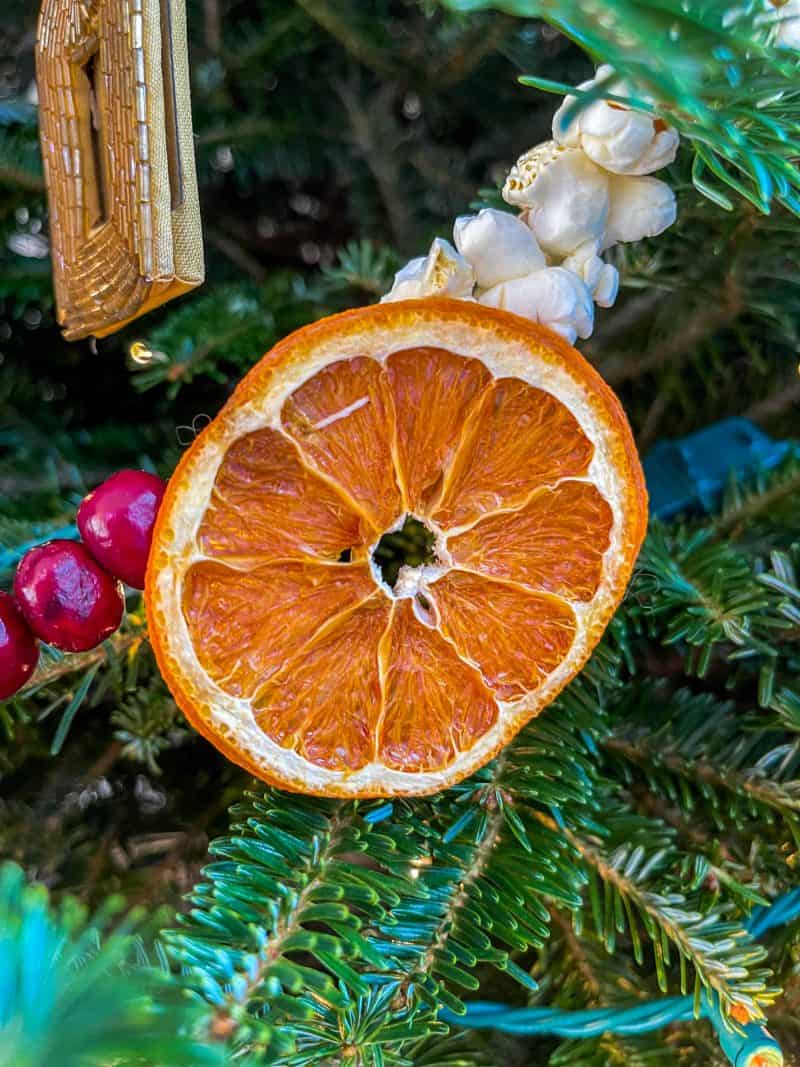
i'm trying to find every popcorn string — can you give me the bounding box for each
[382,65,679,345]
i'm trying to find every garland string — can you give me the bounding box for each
[440,889,800,1067]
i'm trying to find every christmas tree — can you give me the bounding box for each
[1,1,800,1064]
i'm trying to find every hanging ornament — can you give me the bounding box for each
[35,0,204,340]
[144,299,648,798]
[9,68,681,798]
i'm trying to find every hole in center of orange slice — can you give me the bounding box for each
[371,514,438,590]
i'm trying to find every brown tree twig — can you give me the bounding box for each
[293,0,397,77]
[335,78,413,248]
[22,631,143,694]
[597,276,743,386]
[206,227,267,283]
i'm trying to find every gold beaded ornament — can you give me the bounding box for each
[35,0,204,340]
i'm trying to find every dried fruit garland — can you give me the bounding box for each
[5,68,680,799]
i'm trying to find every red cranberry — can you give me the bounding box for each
[0,592,39,700]
[77,470,166,589]
[14,541,124,652]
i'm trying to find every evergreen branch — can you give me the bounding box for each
[772,689,800,734]
[543,913,685,1067]
[334,78,416,248]
[129,278,324,395]
[162,791,429,1059]
[382,709,605,1013]
[279,983,471,1066]
[0,862,224,1067]
[557,807,776,1019]
[714,455,800,543]
[20,628,143,696]
[634,524,791,686]
[322,239,400,296]
[599,276,742,387]
[391,797,511,1015]
[602,685,800,831]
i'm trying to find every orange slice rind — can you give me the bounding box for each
[146,298,647,797]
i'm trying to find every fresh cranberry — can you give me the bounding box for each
[77,470,166,589]
[14,541,124,652]
[0,592,39,699]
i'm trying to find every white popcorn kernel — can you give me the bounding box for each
[561,240,619,308]
[603,174,677,249]
[553,65,679,176]
[773,0,800,48]
[593,262,620,308]
[562,239,604,291]
[503,141,610,258]
[453,209,546,289]
[479,267,594,344]
[381,237,475,302]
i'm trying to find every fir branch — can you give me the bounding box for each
[20,628,144,696]
[557,806,776,1019]
[714,455,800,542]
[599,276,743,387]
[603,685,800,832]
[0,862,223,1067]
[635,524,791,686]
[128,278,325,395]
[542,913,685,1067]
[334,78,416,247]
[322,238,401,296]
[162,791,428,1059]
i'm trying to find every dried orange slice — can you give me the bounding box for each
[146,299,646,797]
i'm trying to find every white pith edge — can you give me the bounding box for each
[150,311,634,796]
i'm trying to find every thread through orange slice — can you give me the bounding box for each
[146,299,647,796]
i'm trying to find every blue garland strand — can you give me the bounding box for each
[440,889,800,1064]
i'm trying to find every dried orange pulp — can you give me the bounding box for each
[146,299,647,797]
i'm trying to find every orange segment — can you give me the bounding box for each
[182,560,376,698]
[378,599,498,773]
[147,299,647,797]
[433,377,594,530]
[430,570,576,701]
[449,480,613,601]
[385,347,492,513]
[254,595,391,772]
[282,356,402,530]
[197,428,367,567]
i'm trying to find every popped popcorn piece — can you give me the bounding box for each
[561,240,620,308]
[503,141,610,257]
[553,65,679,176]
[562,239,604,291]
[453,208,546,290]
[603,174,677,249]
[381,238,475,302]
[479,267,595,344]
[773,0,800,48]
[593,263,620,309]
